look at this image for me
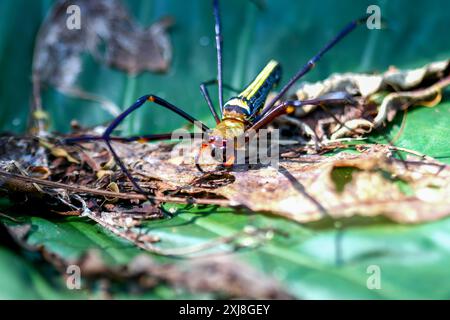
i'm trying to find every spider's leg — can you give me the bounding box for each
[213,0,224,112]
[200,79,241,124]
[248,92,355,132]
[253,16,370,120]
[65,95,209,199]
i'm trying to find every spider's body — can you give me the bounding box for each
[223,60,282,120]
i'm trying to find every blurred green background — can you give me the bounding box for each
[0,0,450,299]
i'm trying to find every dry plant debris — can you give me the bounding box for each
[1,134,449,227]
[271,59,450,143]
[66,250,294,299]
[114,140,450,224]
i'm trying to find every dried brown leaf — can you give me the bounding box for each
[2,134,449,225]
[60,250,294,299]
[115,141,450,224]
[30,0,173,133]
[33,0,173,85]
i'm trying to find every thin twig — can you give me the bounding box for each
[0,170,232,207]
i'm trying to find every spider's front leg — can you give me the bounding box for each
[65,94,209,198]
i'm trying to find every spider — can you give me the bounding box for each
[65,0,368,197]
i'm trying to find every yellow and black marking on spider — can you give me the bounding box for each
[65,0,368,196]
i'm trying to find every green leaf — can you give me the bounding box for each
[371,99,450,164]
[4,206,450,299]
[0,246,87,299]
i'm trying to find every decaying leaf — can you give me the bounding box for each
[271,59,450,142]
[295,60,449,99]
[127,254,294,299]
[3,223,34,251]
[37,248,294,299]
[86,250,292,298]
[34,0,173,82]
[39,140,79,164]
[113,141,450,224]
